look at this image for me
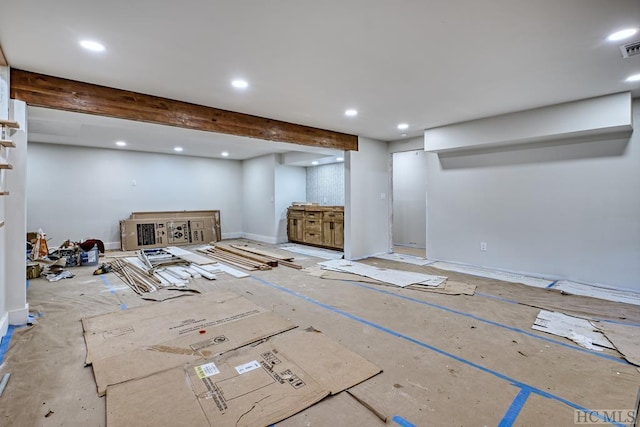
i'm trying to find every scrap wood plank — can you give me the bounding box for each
[532,310,614,351]
[214,244,278,267]
[0,119,19,129]
[229,244,295,261]
[0,139,15,147]
[229,244,302,269]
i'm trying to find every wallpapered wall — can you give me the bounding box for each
[306,162,344,206]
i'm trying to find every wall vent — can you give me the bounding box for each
[620,40,640,58]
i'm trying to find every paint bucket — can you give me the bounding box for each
[80,245,99,266]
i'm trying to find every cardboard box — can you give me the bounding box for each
[120,217,218,251]
[120,210,222,249]
[106,329,381,427]
[82,291,296,396]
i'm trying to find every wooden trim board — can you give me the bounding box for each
[0,164,13,170]
[0,139,15,148]
[0,119,19,129]
[10,69,358,151]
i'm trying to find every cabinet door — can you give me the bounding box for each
[288,217,304,242]
[322,221,333,247]
[333,221,344,249]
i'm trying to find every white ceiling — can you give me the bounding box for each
[1,0,639,153]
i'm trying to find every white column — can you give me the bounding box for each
[5,100,28,325]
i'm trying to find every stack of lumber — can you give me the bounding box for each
[198,244,303,271]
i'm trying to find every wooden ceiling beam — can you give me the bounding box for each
[10,69,358,151]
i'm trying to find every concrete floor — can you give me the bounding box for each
[1,240,639,426]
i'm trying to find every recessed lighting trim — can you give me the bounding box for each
[312,161,319,165]
[625,73,640,82]
[115,141,127,147]
[231,79,249,89]
[336,157,344,162]
[80,40,105,52]
[607,28,638,41]
[397,123,409,130]
[174,146,183,152]
[345,109,358,117]
[221,151,229,157]
[401,133,407,137]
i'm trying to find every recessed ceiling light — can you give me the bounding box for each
[221,151,229,157]
[397,123,409,130]
[345,109,358,117]
[312,161,319,165]
[115,141,127,147]
[174,146,183,152]
[231,79,249,89]
[80,40,105,52]
[336,157,344,162]
[625,73,640,82]
[607,28,638,41]
[401,133,407,137]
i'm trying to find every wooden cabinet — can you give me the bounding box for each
[287,205,344,250]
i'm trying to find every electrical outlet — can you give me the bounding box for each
[480,242,487,251]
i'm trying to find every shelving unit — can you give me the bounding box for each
[0,119,19,224]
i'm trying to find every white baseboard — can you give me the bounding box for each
[8,303,29,326]
[0,312,8,342]
[241,233,279,245]
[105,241,121,251]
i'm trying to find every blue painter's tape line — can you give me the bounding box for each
[0,326,16,364]
[392,415,417,427]
[100,275,127,310]
[474,292,520,305]
[250,276,626,427]
[26,280,30,290]
[546,281,558,289]
[599,319,640,328]
[498,387,531,427]
[341,280,625,365]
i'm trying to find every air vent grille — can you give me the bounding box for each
[620,40,640,58]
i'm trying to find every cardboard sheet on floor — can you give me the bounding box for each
[532,310,614,351]
[319,260,447,287]
[308,267,475,295]
[280,243,344,260]
[553,280,640,306]
[598,323,640,366]
[82,291,296,395]
[106,329,381,427]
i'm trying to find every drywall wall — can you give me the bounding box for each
[27,143,244,248]
[425,92,633,153]
[4,100,28,328]
[242,154,277,243]
[274,163,306,243]
[306,163,344,206]
[426,98,640,291]
[389,136,423,154]
[392,150,426,249]
[345,136,391,260]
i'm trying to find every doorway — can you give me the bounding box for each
[391,150,427,256]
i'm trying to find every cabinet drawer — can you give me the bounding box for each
[323,211,344,221]
[304,230,323,245]
[304,211,322,220]
[288,210,304,219]
[304,219,322,232]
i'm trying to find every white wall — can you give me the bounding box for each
[27,143,244,247]
[242,154,277,243]
[426,99,640,291]
[274,162,306,243]
[392,150,426,249]
[306,163,344,206]
[345,136,391,260]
